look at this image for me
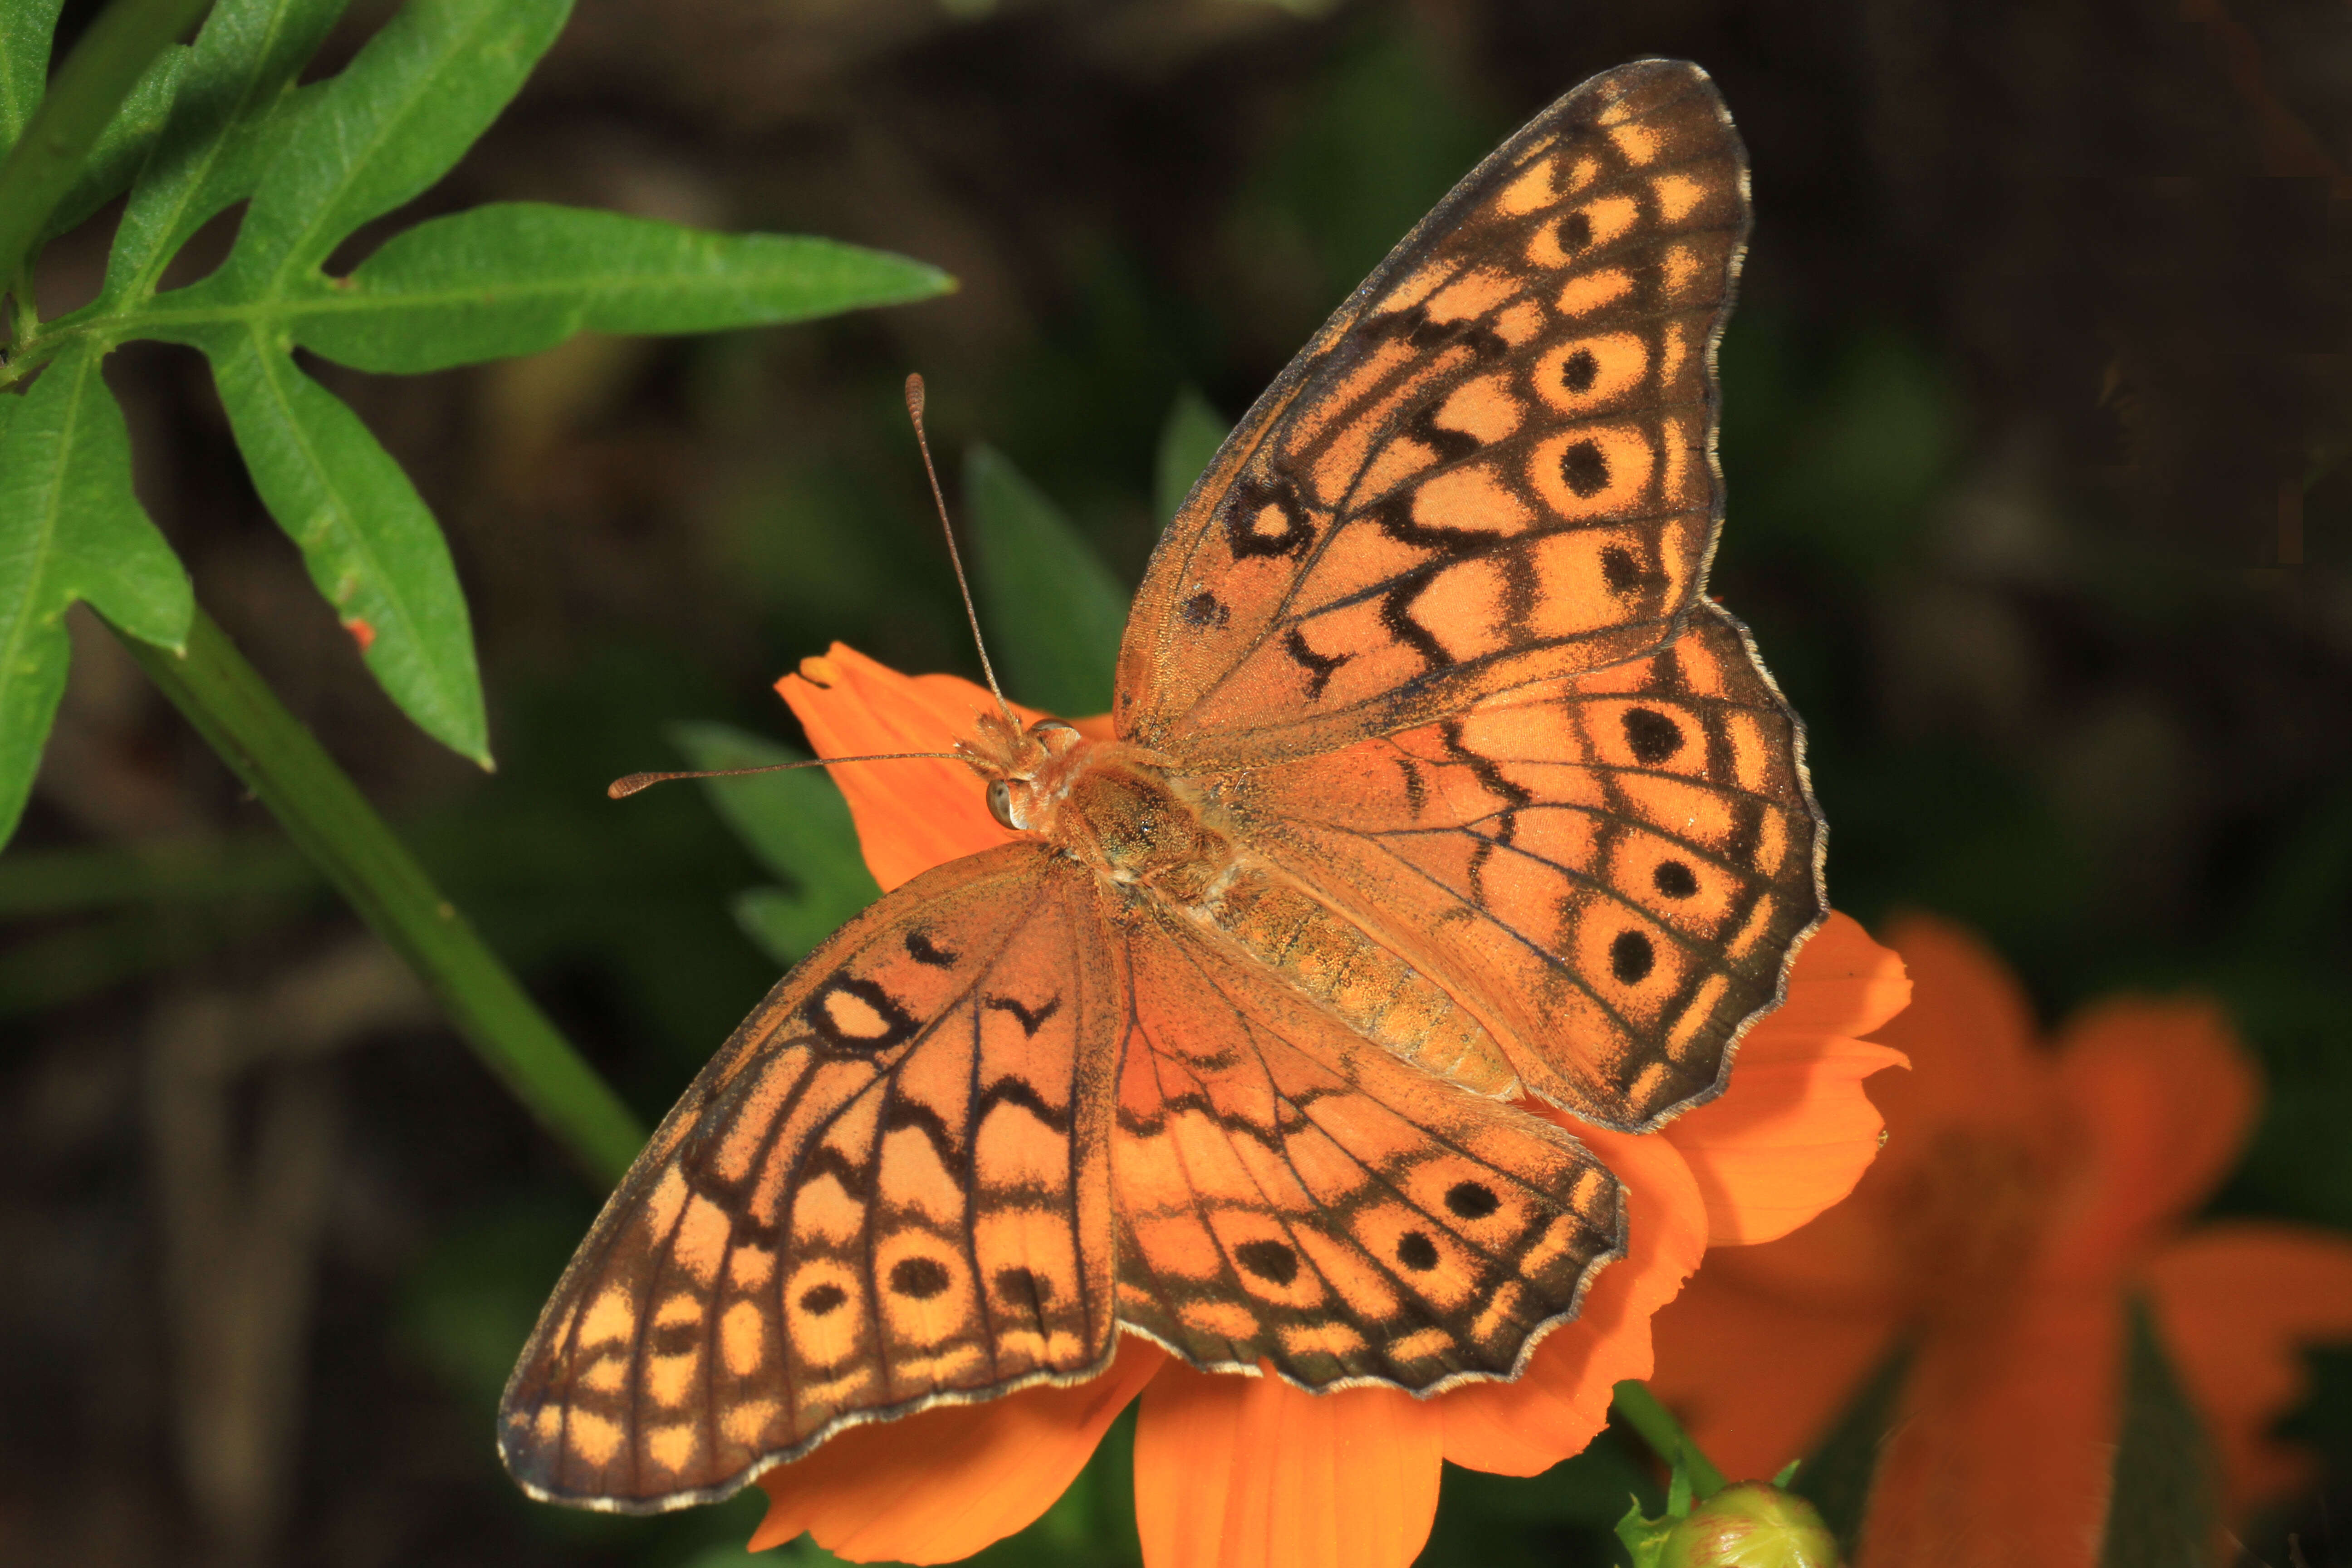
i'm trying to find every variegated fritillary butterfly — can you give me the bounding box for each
[501,59,1824,1512]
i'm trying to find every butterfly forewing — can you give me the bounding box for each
[1120,59,1750,768]
[1108,892,1626,1391]
[500,844,1122,1510]
[1214,602,1824,1132]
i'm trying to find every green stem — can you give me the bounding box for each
[109,604,645,1186]
[1613,1379,1730,1500]
[7,265,33,348]
[0,0,214,293]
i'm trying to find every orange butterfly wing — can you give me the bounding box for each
[1119,59,1749,768]
[499,844,1122,1509]
[1214,601,1823,1132]
[1105,889,1624,1390]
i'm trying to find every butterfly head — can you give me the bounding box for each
[959,712,1088,834]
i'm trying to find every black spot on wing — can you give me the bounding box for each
[1180,590,1230,629]
[1560,439,1610,498]
[1621,707,1683,764]
[1234,1239,1299,1285]
[905,930,958,968]
[1652,860,1698,899]
[888,1257,952,1299]
[1610,929,1656,984]
[1446,1181,1499,1220]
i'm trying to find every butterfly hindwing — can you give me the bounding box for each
[1106,889,1626,1391]
[499,843,1122,1509]
[1121,59,1749,767]
[1215,602,1825,1132]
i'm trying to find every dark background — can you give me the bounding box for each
[6,0,2349,1563]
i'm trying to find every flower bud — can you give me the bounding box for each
[1661,1482,1839,1568]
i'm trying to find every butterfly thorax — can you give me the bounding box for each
[975,717,1520,1099]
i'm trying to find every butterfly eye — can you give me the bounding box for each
[1029,719,1077,738]
[986,779,1018,830]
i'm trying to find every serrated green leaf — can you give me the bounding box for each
[966,444,1127,719]
[669,721,877,965]
[1155,385,1230,528]
[210,0,570,295]
[288,204,952,372]
[0,344,193,845]
[2100,1298,2218,1567]
[0,0,64,151]
[0,0,212,290]
[202,327,487,763]
[98,0,348,305]
[41,40,185,243]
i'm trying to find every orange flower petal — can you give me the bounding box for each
[777,644,1023,890]
[2042,997,2257,1283]
[1870,913,2052,1147]
[2148,1222,2352,1515]
[1132,1362,1442,1568]
[749,1342,1167,1563]
[1436,1126,1709,1475]
[774,643,1118,891]
[1749,911,1914,1041]
[1861,1289,2121,1568]
[1663,1032,1906,1246]
[1646,1271,1896,1485]
[1663,913,1909,1245]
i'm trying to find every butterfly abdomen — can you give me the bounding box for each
[1195,864,1520,1098]
[1051,746,1519,1098]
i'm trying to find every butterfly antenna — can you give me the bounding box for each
[608,751,960,800]
[905,372,1019,731]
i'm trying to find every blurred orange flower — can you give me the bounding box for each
[1648,914,2352,1568]
[747,645,1913,1568]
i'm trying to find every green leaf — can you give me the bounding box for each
[2100,1297,2218,1567]
[1793,1343,1908,1552]
[668,721,878,966]
[0,0,213,290]
[0,343,193,844]
[202,327,487,763]
[41,39,185,243]
[1155,385,1230,528]
[209,0,571,294]
[965,444,1127,718]
[0,0,64,152]
[98,0,348,305]
[290,203,953,372]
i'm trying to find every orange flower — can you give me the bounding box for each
[1648,914,2352,1567]
[747,645,1913,1568]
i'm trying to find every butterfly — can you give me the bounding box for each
[500,57,1824,1512]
